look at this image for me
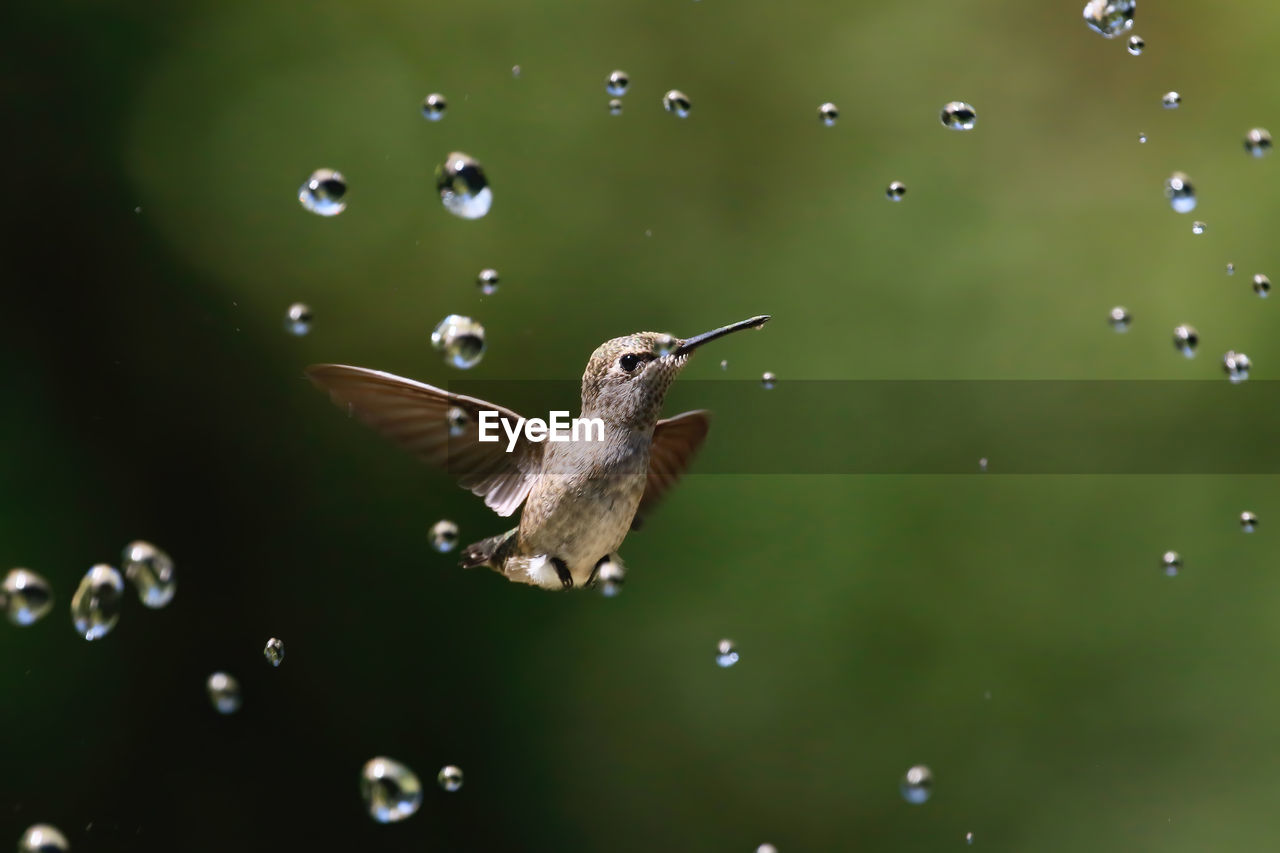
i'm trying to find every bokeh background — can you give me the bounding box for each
[4,0,1280,850]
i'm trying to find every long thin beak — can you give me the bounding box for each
[673,315,771,356]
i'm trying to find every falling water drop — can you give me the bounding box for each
[715,638,739,668]
[361,757,423,823]
[70,564,124,641]
[436,152,492,220]
[1244,128,1272,158]
[940,101,977,130]
[1252,274,1270,297]
[18,824,69,853]
[421,93,447,121]
[3,568,54,626]
[207,672,242,714]
[476,268,500,295]
[264,637,285,667]
[437,765,464,792]
[1160,550,1181,576]
[430,520,460,553]
[1108,306,1131,332]
[886,181,907,201]
[298,169,347,216]
[1161,91,1181,109]
[430,314,487,369]
[818,102,839,127]
[284,302,313,336]
[761,372,777,389]
[123,540,176,608]
[1223,350,1251,383]
[606,70,629,97]
[447,406,469,437]
[608,98,623,116]
[663,90,692,118]
[1240,511,1258,533]
[597,560,625,597]
[1138,132,1147,144]
[1082,0,1136,37]
[900,765,933,803]
[1127,34,1144,55]
[1172,324,1198,358]
[1191,221,1206,235]
[1164,172,1196,213]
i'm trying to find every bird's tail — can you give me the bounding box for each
[460,527,518,570]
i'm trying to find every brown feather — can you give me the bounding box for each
[631,410,710,530]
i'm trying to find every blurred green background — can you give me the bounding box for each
[3,0,1280,850]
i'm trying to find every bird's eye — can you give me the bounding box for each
[618,354,641,372]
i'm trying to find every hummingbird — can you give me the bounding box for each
[306,314,770,590]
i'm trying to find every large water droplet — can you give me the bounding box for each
[3,568,53,626]
[421,93,447,121]
[1223,350,1251,383]
[756,845,778,853]
[361,757,423,823]
[264,637,285,667]
[940,101,977,130]
[18,824,69,853]
[1161,91,1181,109]
[900,765,933,803]
[1082,0,1135,37]
[285,302,313,336]
[715,638,739,668]
[1160,550,1181,576]
[122,540,176,608]
[1241,511,1258,533]
[1127,34,1145,54]
[663,90,692,118]
[436,152,492,220]
[1164,172,1196,213]
[207,672,242,713]
[298,169,347,217]
[886,181,907,201]
[437,764,464,792]
[430,314,486,369]
[1108,306,1131,332]
[70,564,123,641]
[1252,274,1270,297]
[818,102,839,127]
[430,519,459,553]
[597,559,625,597]
[606,70,629,97]
[477,268,500,295]
[1172,324,1198,358]
[1244,128,1272,158]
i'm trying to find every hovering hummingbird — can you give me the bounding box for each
[306,314,771,590]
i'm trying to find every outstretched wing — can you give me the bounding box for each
[631,410,711,530]
[305,364,543,517]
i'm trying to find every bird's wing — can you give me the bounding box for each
[631,410,711,530]
[305,364,543,517]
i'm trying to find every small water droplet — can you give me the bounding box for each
[1223,350,1252,383]
[966,831,975,845]
[663,89,692,118]
[1227,262,1235,275]
[597,560,625,597]
[818,102,839,126]
[1244,127,1272,158]
[1108,306,1132,332]
[1138,132,1147,143]
[1241,511,1258,533]
[264,637,285,667]
[1164,171,1196,213]
[1172,324,1198,358]
[122,540,176,608]
[437,764,464,792]
[70,564,124,641]
[606,70,629,97]
[430,314,486,369]
[761,371,777,389]
[421,93,447,121]
[477,268,500,295]
[1127,34,1144,54]
[298,169,347,217]
[1191,221,1206,235]
[1160,550,1181,577]
[653,334,678,357]
[18,824,69,853]
[756,845,779,853]
[719,359,728,371]
[436,152,492,220]
[1252,274,1270,297]
[511,65,521,78]
[978,457,989,471]
[284,302,313,336]
[886,181,907,201]
[447,406,470,438]
[1082,0,1135,37]
[430,519,459,553]
[715,638,739,667]
[1161,91,1181,109]
[207,671,242,714]
[3,568,53,626]
[900,765,933,803]
[361,757,422,823]
[608,98,623,116]
[940,101,977,131]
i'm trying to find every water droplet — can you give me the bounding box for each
[477,268,500,295]
[1108,306,1132,332]
[818,102,839,127]
[715,638,739,667]
[1161,91,1181,109]
[447,406,470,437]
[608,98,623,116]
[900,765,933,803]
[653,334,678,357]
[606,70,629,97]
[1082,0,1135,37]
[663,90,692,118]
[435,152,492,220]
[284,302,313,336]
[1127,34,1144,54]
[437,764,464,792]
[965,831,975,844]
[1244,128,1272,158]
[886,181,907,201]
[3,568,53,626]
[430,519,459,553]
[511,65,521,78]
[1227,262,1235,275]
[1191,221,1206,235]
[430,314,487,369]
[361,757,422,823]
[1164,172,1196,213]
[1172,324,1198,358]
[1241,511,1258,533]
[122,540,176,608]
[18,824,69,853]
[761,372,777,389]
[1160,550,1181,577]
[719,359,728,371]
[421,93,447,121]
[978,457,989,471]
[940,101,977,131]
[1138,132,1147,143]
[1252,274,1270,297]
[1223,350,1252,383]
[597,560,625,597]
[756,845,779,853]
[264,637,285,666]
[298,169,347,217]
[70,564,124,641]
[207,671,242,714]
